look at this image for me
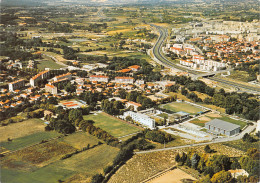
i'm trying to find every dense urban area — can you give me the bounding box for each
[0,0,259,183]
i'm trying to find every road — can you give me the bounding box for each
[150,24,260,94]
[136,122,256,154]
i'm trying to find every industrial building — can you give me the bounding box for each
[205,119,240,136]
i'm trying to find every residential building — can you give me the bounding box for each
[128,65,141,71]
[205,119,240,136]
[30,70,50,87]
[124,111,155,129]
[115,77,134,84]
[54,73,72,82]
[126,101,142,111]
[228,169,249,178]
[89,75,109,83]
[9,79,25,92]
[45,84,58,95]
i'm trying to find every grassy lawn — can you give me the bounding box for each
[189,119,208,127]
[36,59,65,70]
[0,131,61,151]
[157,113,169,118]
[0,118,45,142]
[1,144,119,183]
[58,132,100,149]
[161,102,202,114]
[83,112,141,137]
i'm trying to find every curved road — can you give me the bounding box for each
[150,24,260,93]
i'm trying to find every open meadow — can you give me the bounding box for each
[83,112,141,138]
[0,118,46,142]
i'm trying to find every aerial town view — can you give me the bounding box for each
[0,0,259,182]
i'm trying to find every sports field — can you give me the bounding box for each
[83,112,141,137]
[161,102,202,114]
[36,59,65,70]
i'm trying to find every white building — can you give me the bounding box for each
[124,111,155,129]
[54,73,72,82]
[45,84,58,95]
[30,70,50,87]
[9,79,25,92]
[89,75,109,82]
[115,77,134,84]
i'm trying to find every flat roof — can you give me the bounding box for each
[206,119,240,131]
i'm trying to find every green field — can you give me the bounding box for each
[36,59,64,70]
[1,144,119,183]
[0,118,46,142]
[83,112,141,137]
[58,132,100,149]
[0,131,61,151]
[161,102,202,114]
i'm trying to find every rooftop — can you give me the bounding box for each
[206,119,240,131]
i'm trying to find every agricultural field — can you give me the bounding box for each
[0,131,61,151]
[1,144,119,183]
[148,168,196,183]
[160,102,202,114]
[0,118,46,142]
[108,143,244,183]
[83,112,141,138]
[58,132,100,149]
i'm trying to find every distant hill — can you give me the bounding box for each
[1,0,256,6]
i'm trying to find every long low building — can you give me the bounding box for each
[205,119,240,136]
[124,111,155,129]
[9,79,25,92]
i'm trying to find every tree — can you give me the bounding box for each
[175,153,181,162]
[210,170,233,183]
[204,145,213,153]
[91,173,104,183]
[68,109,83,122]
[191,153,200,169]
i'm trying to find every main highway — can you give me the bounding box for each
[150,24,260,94]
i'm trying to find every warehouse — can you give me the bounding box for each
[205,119,240,136]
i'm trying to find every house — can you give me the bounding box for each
[9,79,25,92]
[89,75,109,83]
[115,77,134,84]
[126,101,142,111]
[45,84,58,95]
[128,65,141,71]
[205,119,240,136]
[124,111,155,129]
[228,169,249,178]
